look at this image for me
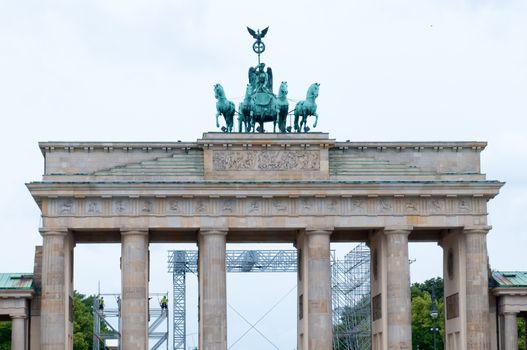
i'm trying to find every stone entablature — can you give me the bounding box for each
[43,195,487,219]
[38,133,488,182]
[28,133,502,239]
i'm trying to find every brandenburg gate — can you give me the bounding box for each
[27,132,502,349]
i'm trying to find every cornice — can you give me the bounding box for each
[492,287,527,296]
[37,140,488,156]
[38,141,197,156]
[26,180,504,198]
[332,141,487,151]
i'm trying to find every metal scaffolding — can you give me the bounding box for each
[332,243,371,350]
[167,247,371,350]
[92,292,169,350]
[93,294,120,350]
[167,249,299,350]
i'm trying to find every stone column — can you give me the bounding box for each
[40,228,72,350]
[121,229,149,350]
[11,315,26,350]
[368,230,388,350]
[464,228,490,349]
[385,228,412,350]
[502,312,518,350]
[305,229,332,350]
[198,229,227,350]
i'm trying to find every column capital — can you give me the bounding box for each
[463,226,492,235]
[384,226,413,235]
[120,228,149,236]
[305,227,333,236]
[10,314,27,320]
[39,227,69,237]
[199,228,228,236]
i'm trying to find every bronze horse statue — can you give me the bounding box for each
[276,81,289,133]
[238,84,253,132]
[294,83,319,133]
[214,84,235,132]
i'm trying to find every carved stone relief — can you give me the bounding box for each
[58,199,74,214]
[212,150,320,171]
[49,196,485,217]
[378,198,393,212]
[113,199,129,214]
[168,199,182,213]
[141,199,153,213]
[247,199,261,214]
[404,199,418,213]
[351,199,366,214]
[86,199,101,215]
[430,198,445,213]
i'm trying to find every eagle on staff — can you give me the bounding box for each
[247,26,269,64]
[247,26,269,43]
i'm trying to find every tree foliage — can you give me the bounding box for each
[73,291,97,350]
[411,288,444,349]
[0,321,11,350]
[519,317,526,350]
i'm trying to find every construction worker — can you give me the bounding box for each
[160,296,168,310]
[98,296,104,311]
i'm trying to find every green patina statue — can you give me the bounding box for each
[276,81,289,133]
[214,27,320,133]
[294,83,320,133]
[238,84,253,132]
[214,84,235,132]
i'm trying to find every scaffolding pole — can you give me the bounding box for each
[331,243,371,350]
[92,292,169,350]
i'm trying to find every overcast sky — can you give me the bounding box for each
[1,1,526,349]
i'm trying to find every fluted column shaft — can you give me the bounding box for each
[40,228,72,350]
[198,229,227,350]
[464,228,490,349]
[503,312,518,350]
[121,229,149,350]
[305,229,332,350]
[11,315,26,350]
[385,229,412,350]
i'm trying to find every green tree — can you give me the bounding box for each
[0,321,11,350]
[411,277,444,300]
[72,291,110,350]
[73,291,96,350]
[411,290,444,349]
[519,317,526,350]
[411,277,444,350]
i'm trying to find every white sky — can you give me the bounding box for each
[1,1,526,349]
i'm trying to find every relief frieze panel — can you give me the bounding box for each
[47,196,486,218]
[212,150,320,171]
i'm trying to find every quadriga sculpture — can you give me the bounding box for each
[214,84,236,132]
[294,83,320,133]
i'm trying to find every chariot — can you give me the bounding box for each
[215,27,319,133]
